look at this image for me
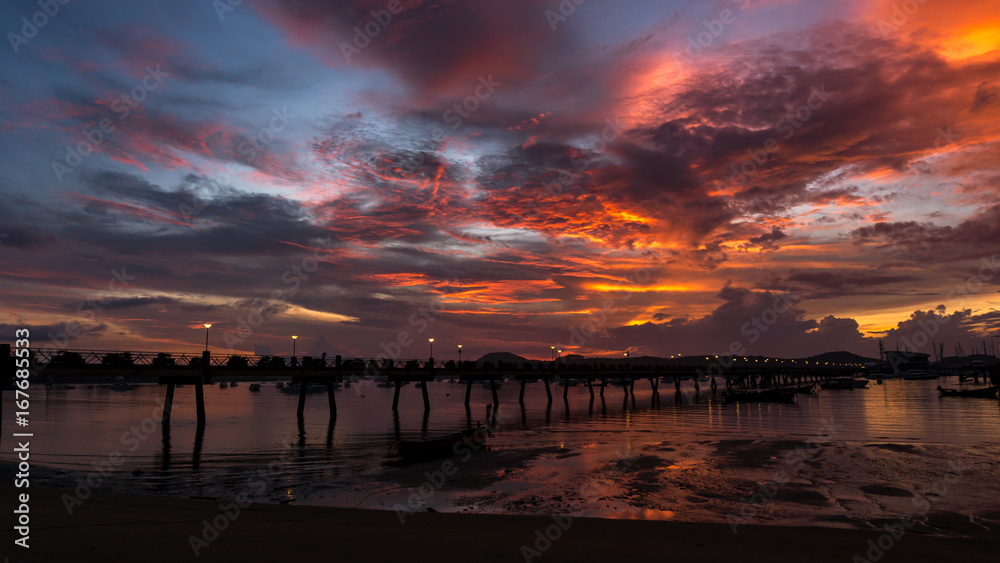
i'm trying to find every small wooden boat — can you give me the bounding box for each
[274,381,285,389]
[902,370,939,380]
[793,383,817,394]
[389,426,489,460]
[937,385,998,398]
[219,382,228,389]
[229,381,238,387]
[723,388,797,404]
[821,378,868,390]
[248,383,261,392]
[109,383,138,391]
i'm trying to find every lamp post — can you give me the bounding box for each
[428,338,434,360]
[292,335,298,358]
[551,346,555,362]
[458,344,462,365]
[203,324,211,352]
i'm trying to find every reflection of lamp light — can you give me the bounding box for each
[292,335,298,358]
[203,324,212,352]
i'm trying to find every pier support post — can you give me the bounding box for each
[490,379,499,405]
[163,382,175,424]
[465,379,473,406]
[563,376,569,399]
[620,377,628,397]
[650,377,658,394]
[600,378,606,397]
[421,380,430,411]
[544,378,552,403]
[392,380,402,411]
[674,376,681,393]
[519,378,526,404]
[326,380,337,419]
[297,379,307,419]
[195,381,206,427]
[587,379,594,399]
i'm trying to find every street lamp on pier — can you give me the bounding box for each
[203,324,212,352]
[458,344,462,365]
[292,335,298,359]
[428,338,434,360]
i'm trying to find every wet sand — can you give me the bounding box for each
[2,479,998,563]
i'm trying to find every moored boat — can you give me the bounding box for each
[248,383,261,392]
[937,385,998,398]
[902,370,939,380]
[389,425,489,460]
[820,378,868,390]
[793,383,817,394]
[723,388,797,404]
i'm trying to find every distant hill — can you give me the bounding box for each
[475,351,530,366]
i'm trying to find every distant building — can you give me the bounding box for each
[884,351,930,373]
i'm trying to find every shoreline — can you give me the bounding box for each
[3,480,998,562]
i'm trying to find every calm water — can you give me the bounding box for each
[4,377,999,526]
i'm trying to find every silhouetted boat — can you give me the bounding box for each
[389,426,489,460]
[109,383,138,391]
[793,383,817,394]
[820,378,868,390]
[723,388,797,404]
[937,385,998,398]
[248,383,261,392]
[219,382,228,389]
[903,370,939,380]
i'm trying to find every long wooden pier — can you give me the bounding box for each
[2,346,873,429]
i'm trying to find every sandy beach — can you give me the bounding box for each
[3,477,998,563]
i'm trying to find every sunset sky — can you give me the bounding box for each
[1,0,999,360]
